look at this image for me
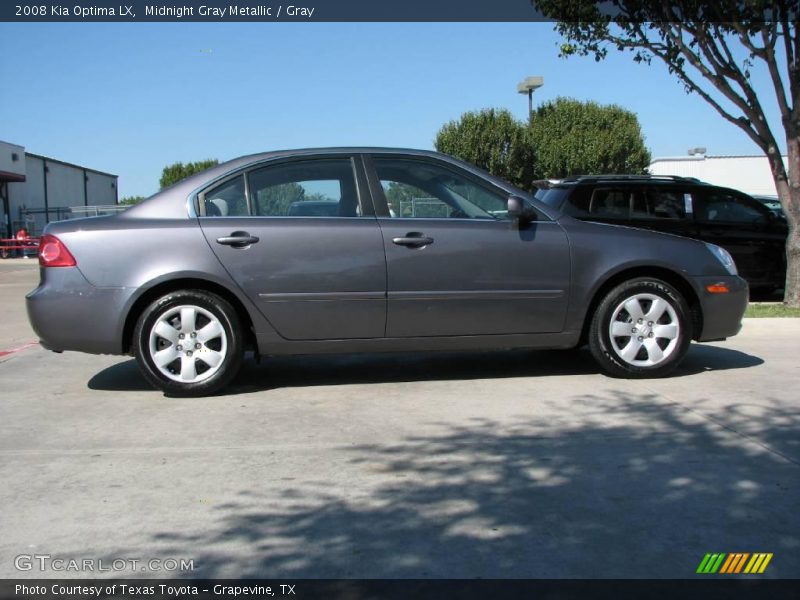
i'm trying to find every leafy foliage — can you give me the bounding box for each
[118,195,145,206]
[254,182,305,216]
[435,108,537,191]
[530,97,651,177]
[435,101,650,185]
[159,159,220,189]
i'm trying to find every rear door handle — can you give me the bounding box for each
[216,231,260,248]
[392,232,434,248]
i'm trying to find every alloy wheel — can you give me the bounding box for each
[148,304,228,383]
[608,293,680,367]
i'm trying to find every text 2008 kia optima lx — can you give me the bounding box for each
[27,148,748,396]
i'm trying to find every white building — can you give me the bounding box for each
[0,140,118,238]
[649,153,788,197]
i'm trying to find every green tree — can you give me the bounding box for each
[118,195,145,206]
[254,182,305,216]
[532,0,799,305]
[159,159,219,189]
[435,108,537,190]
[530,97,651,178]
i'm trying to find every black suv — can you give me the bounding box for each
[536,175,788,293]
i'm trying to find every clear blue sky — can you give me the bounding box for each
[0,22,784,198]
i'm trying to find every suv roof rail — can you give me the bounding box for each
[559,174,705,184]
[532,178,562,188]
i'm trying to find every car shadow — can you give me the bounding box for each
[77,389,799,578]
[87,344,763,395]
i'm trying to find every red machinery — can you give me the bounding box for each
[0,234,40,258]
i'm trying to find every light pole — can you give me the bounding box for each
[517,76,544,116]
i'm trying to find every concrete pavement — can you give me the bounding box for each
[0,263,798,578]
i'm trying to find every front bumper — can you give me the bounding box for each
[26,267,131,355]
[694,275,749,342]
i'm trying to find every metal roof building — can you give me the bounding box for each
[648,153,788,197]
[0,140,119,238]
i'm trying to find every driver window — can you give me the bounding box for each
[373,157,511,220]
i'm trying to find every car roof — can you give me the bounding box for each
[124,147,538,220]
[209,147,447,174]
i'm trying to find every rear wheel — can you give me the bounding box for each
[589,278,691,378]
[133,290,243,396]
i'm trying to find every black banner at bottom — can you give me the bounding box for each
[2,579,800,600]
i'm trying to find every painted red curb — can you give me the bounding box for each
[0,341,38,358]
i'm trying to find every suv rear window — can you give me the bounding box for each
[588,189,632,217]
[561,187,641,218]
[549,184,695,222]
[632,190,689,220]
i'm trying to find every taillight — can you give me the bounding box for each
[38,234,76,267]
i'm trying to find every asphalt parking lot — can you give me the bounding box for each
[1,259,798,579]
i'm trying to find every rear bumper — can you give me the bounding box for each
[26,267,130,355]
[695,275,749,342]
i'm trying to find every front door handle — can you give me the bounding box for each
[392,232,434,248]
[216,231,260,248]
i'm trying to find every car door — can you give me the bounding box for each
[364,154,570,337]
[693,187,786,288]
[197,155,387,340]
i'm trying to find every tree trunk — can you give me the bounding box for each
[776,127,800,308]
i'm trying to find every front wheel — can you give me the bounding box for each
[133,290,244,396]
[589,278,691,378]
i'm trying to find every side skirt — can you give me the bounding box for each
[255,331,581,357]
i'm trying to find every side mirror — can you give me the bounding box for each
[507,195,526,219]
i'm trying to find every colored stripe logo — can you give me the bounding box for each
[697,553,772,574]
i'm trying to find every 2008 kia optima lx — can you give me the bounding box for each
[27,148,748,396]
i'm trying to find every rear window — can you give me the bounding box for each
[534,187,571,209]
[560,187,639,218]
[632,189,689,220]
[588,189,633,217]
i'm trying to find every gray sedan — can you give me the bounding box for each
[27,148,747,396]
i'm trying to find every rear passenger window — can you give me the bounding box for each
[586,189,634,218]
[632,190,688,221]
[201,175,248,217]
[249,159,363,217]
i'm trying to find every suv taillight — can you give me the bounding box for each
[38,234,76,267]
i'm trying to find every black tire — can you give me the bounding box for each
[133,289,244,396]
[589,277,692,378]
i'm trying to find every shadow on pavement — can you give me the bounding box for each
[87,344,763,395]
[80,390,798,578]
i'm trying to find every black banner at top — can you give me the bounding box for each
[3,0,548,22]
[2,1,794,23]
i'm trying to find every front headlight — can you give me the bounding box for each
[705,243,738,276]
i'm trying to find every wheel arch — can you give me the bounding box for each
[579,266,703,346]
[122,277,257,355]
